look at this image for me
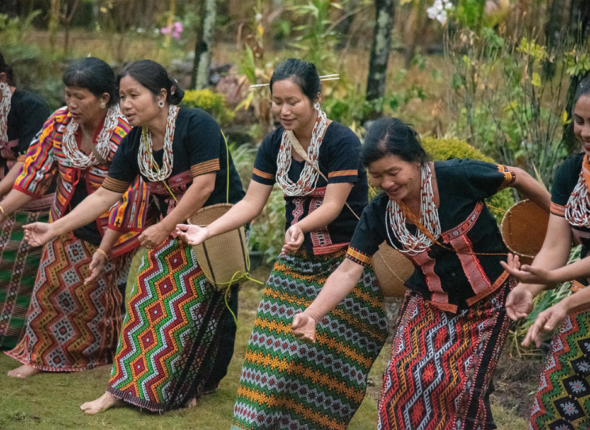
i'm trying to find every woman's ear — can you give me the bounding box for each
[0,73,7,84]
[101,92,111,107]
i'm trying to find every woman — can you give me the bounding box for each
[3,57,148,377]
[23,60,245,413]
[290,117,550,429]
[502,77,590,429]
[177,58,389,430]
[0,52,51,350]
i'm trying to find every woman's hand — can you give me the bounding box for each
[175,224,210,245]
[138,224,170,249]
[291,313,318,343]
[505,283,535,321]
[23,222,56,247]
[282,225,304,254]
[522,302,569,348]
[85,250,108,284]
[501,253,556,285]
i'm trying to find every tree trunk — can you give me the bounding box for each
[542,0,565,79]
[49,0,61,51]
[191,0,217,90]
[365,0,395,120]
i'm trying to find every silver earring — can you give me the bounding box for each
[100,102,106,109]
[313,102,321,111]
[158,100,165,108]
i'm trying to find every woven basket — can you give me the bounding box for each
[187,203,249,289]
[500,200,549,266]
[373,242,415,298]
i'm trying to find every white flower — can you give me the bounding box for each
[434,0,443,10]
[136,27,143,33]
[427,6,438,19]
[445,1,453,9]
[436,10,448,24]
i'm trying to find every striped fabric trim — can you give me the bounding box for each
[253,168,274,179]
[190,159,220,177]
[102,176,132,193]
[328,170,357,178]
[497,164,516,190]
[345,247,372,266]
[550,201,566,217]
[466,271,509,306]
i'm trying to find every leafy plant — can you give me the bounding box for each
[181,89,235,125]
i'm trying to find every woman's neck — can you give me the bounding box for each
[292,110,318,148]
[80,110,107,139]
[144,105,169,141]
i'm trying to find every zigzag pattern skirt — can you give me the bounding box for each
[378,280,512,430]
[108,238,227,412]
[5,233,133,371]
[0,208,50,350]
[530,309,590,429]
[231,248,388,430]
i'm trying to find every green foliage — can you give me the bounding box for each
[181,89,235,125]
[421,136,515,222]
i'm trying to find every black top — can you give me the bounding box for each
[251,122,368,255]
[70,171,103,246]
[550,153,590,283]
[346,159,516,312]
[103,107,245,217]
[5,89,50,175]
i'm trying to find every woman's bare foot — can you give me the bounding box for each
[185,397,198,408]
[80,392,123,415]
[7,364,40,378]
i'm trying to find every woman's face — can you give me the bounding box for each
[368,154,422,201]
[119,75,163,127]
[271,78,316,132]
[64,86,107,126]
[574,94,590,156]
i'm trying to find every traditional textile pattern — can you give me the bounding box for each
[0,207,50,349]
[231,249,388,430]
[530,310,590,430]
[5,233,132,370]
[108,238,227,412]
[378,280,513,430]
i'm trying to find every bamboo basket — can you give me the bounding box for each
[500,200,549,266]
[373,242,415,298]
[187,203,249,289]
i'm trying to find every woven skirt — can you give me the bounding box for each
[530,309,590,429]
[5,232,133,371]
[378,280,512,430]
[0,200,51,350]
[107,238,227,412]
[231,249,388,430]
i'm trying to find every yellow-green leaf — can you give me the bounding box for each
[531,72,541,87]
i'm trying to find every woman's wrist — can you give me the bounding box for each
[95,248,109,260]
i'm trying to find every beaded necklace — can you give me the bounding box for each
[276,104,327,196]
[138,105,179,182]
[61,105,123,169]
[566,154,590,227]
[0,82,11,144]
[385,163,441,256]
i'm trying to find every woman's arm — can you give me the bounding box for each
[176,180,273,245]
[23,187,123,247]
[0,188,34,222]
[282,183,353,253]
[508,166,551,212]
[292,258,365,342]
[84,228,123,284]
[0,161,24,199]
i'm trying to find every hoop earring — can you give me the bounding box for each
[313,102,321,112]
[158,100,165,108]
[100,102,106,109]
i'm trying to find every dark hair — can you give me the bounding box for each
[63,57,117,107]
[574,77,590,111]
[118,60,184,105]
[270,58,321,103]
[361,117,428,167]
[0,52,15,86]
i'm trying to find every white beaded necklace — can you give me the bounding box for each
[276,104,327,196]
[137,104,179,182]
[0,82,11,144]
[566,160,590,227]
[61,105,123,169]
[385,163,441,256]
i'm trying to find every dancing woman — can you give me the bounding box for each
[3,57,148,377]
[502,77,590,429]
[24,60,245,413]
[290,117,550,429]
[177,58,389,430]
[0,52,51,349]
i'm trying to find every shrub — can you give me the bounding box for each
[181,89,235,125]
[421,136,515,222]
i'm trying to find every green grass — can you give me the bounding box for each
[0,260,528,429]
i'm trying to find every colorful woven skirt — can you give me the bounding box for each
[107,238,227,412]
[231,249,388,430]
[5,233,133,371]
[378,280,512,430]
[530,309,590,429]
[0,205,50,350]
